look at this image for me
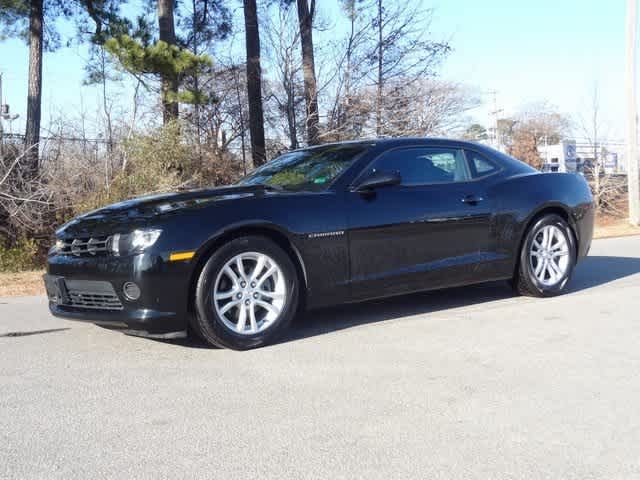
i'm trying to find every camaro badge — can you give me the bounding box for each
[308,231,345,239]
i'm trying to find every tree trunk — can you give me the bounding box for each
[296,0,319,145]
[233,67,248,175]
[284,60,298,149]
[375,0,383,137]
[158,0,179,123]
[243,0,266,166]
[192,0,202,163]
[24,0,43,174]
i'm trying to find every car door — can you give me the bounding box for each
[347,145,494,301]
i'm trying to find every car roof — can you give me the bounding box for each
[302,137,482,150]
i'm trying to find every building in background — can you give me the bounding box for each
[539,140,581,173]
[539,139,627,175]
[575,141,625,175]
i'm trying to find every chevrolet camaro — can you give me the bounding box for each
[44,138,595,349]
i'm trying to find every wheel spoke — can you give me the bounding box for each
[223,266,240,288]
[553,249,569,257]
[258,289,284,301]
[534,258,546,277]
[548,228,558,249]
[548,258,563,279]
[550,239,566,252]
[542,228,550,249]
[248,305,258,333]
[236,257,246,279]
[251,255,266,281]
[257,265,277,287]
[236,305,247,332]
[220,299,240,315]
[256,299,280,316]
[215,289,238,301]
[543,264,553,281]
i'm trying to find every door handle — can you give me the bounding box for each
[461,195,484,205]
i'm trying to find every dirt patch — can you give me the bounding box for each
[594,217,640,239]
[0,271,46,297]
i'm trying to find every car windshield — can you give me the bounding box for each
[236,144,368,191]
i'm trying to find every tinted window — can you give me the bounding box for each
[368,147,469,186]
[237,145,367,191]
[467,151,500,178]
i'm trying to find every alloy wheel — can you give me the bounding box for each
[213,252,286,335]
[529,225,570,287]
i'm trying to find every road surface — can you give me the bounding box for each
[2,236,640,479]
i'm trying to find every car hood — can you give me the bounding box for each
[57,184,273,237]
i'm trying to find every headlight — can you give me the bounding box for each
[49,239,65,255]
[108,229,162,256]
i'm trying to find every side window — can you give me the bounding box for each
[369,147,469,186]
[467,151,500,178]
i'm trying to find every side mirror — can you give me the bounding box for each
[353,171,401,192]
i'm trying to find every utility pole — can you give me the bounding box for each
[488,90,503,150]
[0,73,20,156]
[626,0,640,225]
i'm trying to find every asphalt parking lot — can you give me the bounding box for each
[2,235,640,479]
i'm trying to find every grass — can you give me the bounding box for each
[0,270,46,297]
[1,218,639,298]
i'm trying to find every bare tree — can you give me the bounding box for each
[503,102,570,169]
[263,2,304,149]
[374,0,383,137]
[580,86,605,202]
[177,0,233,155]
[393,79,480,136]
[578,86,626,217]
[197,65,250,156]
[0,144,54,236]
[462,123,489,141]
[368,0,450,137]
[323,0,372,141]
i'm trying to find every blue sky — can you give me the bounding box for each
[0,0,631,140]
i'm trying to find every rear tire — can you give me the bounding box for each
[192,236,299,350]
[513,214,577,297]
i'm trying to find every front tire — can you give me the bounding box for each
[192,236,299,350]
[513,214,577,297]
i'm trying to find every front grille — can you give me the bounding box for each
[59,236,110,256]
[63,280,123,311]
[67,292,123,310]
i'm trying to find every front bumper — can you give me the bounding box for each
[45,251,192,336]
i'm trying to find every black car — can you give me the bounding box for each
[44,138,595,349]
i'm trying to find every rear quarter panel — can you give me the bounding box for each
[488,172,595,273]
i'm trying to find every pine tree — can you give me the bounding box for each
[102,1,212,125]
[243,0,266,166]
